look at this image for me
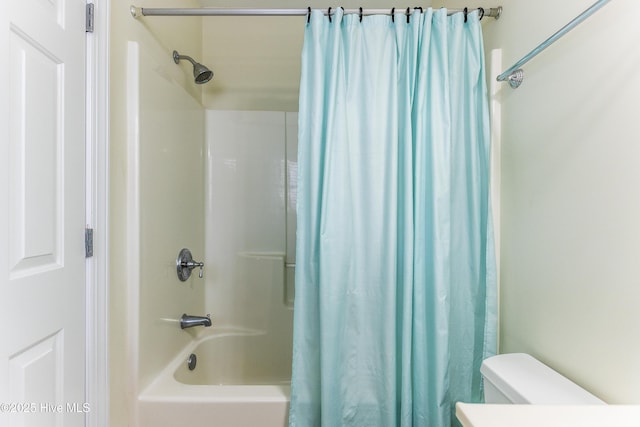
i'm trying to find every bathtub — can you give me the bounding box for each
[138,327,291,427]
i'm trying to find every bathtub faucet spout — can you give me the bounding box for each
[180,313,212,329]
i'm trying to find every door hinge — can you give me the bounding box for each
[86,3,94,33]
[85,228,94,258]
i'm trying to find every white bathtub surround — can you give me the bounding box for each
[134,110,301,427]
[205,110,298,325]
[125,34,206,427]
[219,252,294,333]
[456,403,640,427]
[138,328,290,427]
[113,106,296,427]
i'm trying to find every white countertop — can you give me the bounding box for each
[456,403,640,427]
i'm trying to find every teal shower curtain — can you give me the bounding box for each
[289,8,496,427]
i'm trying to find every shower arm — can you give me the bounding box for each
[173,51,196,66]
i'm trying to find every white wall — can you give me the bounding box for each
[201,16,303,112]
[438,0,640,403]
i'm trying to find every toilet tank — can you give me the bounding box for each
[481,353,605,405]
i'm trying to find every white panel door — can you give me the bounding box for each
[0,0,87,426]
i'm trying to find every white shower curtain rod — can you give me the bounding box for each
[130,5,502,20]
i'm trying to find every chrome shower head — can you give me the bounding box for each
[173,50,213,84]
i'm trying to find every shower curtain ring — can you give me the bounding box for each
[464,7,468,23]
[328,7,332,22]
[478,7,485,20]
[307,6,311,23]
[359,7,363,22]
[391,7,395,22]
[406,7,410,23]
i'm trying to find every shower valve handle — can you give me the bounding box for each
[182,260,204,268]
[176,248,204,281]
[181,260,204,278]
